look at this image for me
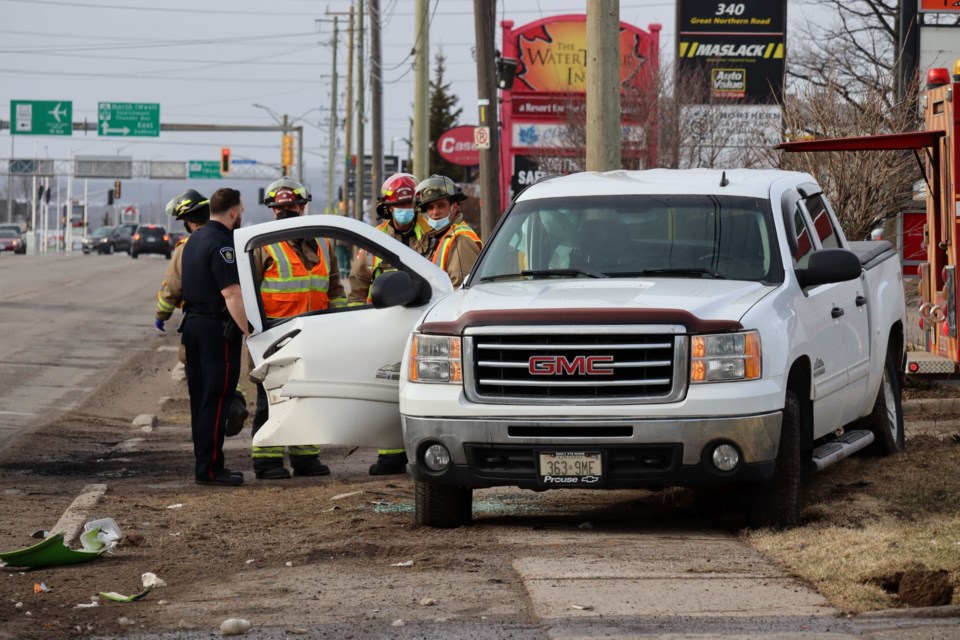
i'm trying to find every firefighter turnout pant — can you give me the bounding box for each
[251,382,321,472]
[182,316,242,482]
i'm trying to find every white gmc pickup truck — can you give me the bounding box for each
[237,169,906,529]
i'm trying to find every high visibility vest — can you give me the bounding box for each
[260,239,332,319]
[364,219,428,303]
[430,222,481,272]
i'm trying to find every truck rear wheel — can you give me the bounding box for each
[748,390,802,529]
[861,349,905,456]
[414,478,472,528]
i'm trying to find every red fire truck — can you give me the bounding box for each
[778,60,960,374]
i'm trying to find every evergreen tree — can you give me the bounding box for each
[428,52,465,182]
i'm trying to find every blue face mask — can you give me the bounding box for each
[427,216,449,230]
[393,208,415,225]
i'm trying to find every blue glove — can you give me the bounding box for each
[155,318,165,332]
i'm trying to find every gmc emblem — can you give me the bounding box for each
[528,355,615,376]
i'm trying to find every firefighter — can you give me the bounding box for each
[413,174,482,288]
[348,173,430,475]
[155,189,209,334]
[348,172,429,304]
[249,177,346,480]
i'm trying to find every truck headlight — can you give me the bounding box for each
[690,330,761,383]
[408,334,462,384]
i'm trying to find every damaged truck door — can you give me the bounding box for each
[235,216,453,449]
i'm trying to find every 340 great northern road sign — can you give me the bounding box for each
[98,102,160,137]
[10,100,73,136]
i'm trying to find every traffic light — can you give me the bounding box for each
[258,187,265,204]
[114,180,122,200]
[221,147,231,175]
[108,189,114,205]
[282,134,294,172]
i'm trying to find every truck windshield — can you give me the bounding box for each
[473,194,783,284]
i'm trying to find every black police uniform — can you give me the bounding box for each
[181,219,244,484]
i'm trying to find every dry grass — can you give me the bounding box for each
[744,434,960,613]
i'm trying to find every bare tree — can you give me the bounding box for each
[770,77,918,241]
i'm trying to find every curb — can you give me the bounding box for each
[902,397,960,417]
[50,483,108,545]
[857,604,960,619]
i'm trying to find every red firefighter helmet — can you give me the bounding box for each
[376,172,417,219]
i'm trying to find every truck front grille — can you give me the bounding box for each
[464,326,688,404]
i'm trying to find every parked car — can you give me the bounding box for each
[82,227,113,254]
[97,223,137,255]
[0,229,25,254]
[131,224,171,259]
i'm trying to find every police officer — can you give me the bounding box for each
[414,175,482,288]
[348,173,430,475]
[249,177,346,480]
[181,187,248,486]
[155,189,209,334]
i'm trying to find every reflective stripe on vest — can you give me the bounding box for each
[260,239,331,319]
[430,223,480,272]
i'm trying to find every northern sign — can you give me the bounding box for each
[188,160,222,179]
[98,102,160,137]
[10,100,73,136]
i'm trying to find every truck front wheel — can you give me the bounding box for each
[414,478,472,528]
[748,390,802,529]
[861,349,905,456]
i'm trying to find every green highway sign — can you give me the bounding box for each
[188,160,222,179]
[10,100,73,136]
[98,102,160,137]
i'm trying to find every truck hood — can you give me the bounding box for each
[424,278,776,328]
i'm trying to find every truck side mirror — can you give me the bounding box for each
[795,249,862,289]
[370,270,429,308]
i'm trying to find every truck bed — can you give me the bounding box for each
[848,240,897,270]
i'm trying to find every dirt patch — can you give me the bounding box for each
[3,333,960,636]
[745,433,960,613]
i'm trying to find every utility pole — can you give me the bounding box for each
[897,0,919,103]
[413,0,430,178]
[5,136,13,225]
[342,5,355,219]
[282,113,290,176]
[354,0,365,222]
[370,0,383,203]
[327,17,339,215]
[473,0,501,238]
[586,0,621,172]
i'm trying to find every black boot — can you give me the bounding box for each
[255,464,291,480]
[292,458,330,477]
[369,452,408,476]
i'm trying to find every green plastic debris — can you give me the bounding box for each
[0,532,105,569]
[99,584,154,602]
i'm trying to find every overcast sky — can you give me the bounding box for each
[2,0,822,224]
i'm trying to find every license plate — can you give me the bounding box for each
[146,237,156,243]
[537,451,602,486]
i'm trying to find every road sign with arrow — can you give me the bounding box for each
[98,102,160,137]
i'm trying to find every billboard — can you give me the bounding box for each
[676,0,787,104]
[499,15,661,206]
